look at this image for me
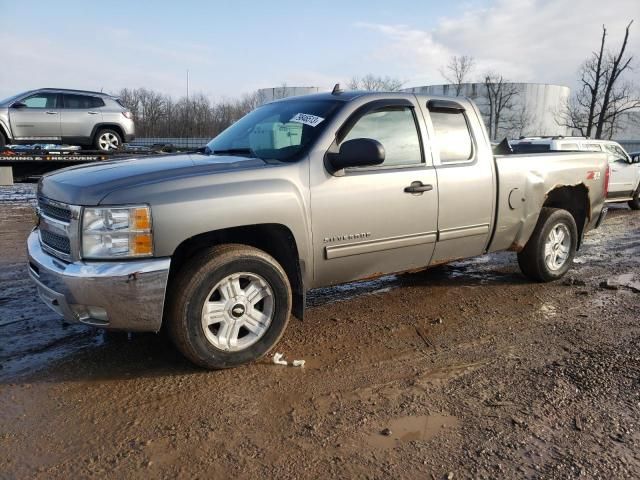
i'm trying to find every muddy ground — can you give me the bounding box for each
[0,185,638,479]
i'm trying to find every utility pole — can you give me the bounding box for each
[186,69,190,139]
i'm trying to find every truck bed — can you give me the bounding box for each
[488,151,608,252]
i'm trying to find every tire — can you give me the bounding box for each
[517,207,578,282]
[166,244,292,369]
[94,128,122,152]
[0,131,6,148]
[628,187,640,210]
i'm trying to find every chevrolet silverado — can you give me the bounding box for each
[27,91,609,369]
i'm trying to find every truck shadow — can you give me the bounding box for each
[307,251,526,308]
[2,254,528,385]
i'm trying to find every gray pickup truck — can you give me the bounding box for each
[27,91,609,369]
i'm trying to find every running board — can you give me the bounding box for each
[605,197,633,203]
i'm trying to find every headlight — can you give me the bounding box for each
[82,206,153,259]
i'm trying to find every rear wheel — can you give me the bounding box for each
[0,131,6,148]
[628,187,640,210]
[94,129,122,152]
[166,244,292,369]
[518,208,578,282]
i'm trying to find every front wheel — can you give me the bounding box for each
[166,244,292,369]
[517,208,578,282]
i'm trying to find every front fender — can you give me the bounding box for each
[0,116,12,141]
[99,163,312,283]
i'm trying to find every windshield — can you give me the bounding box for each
[0,92,26,106]
[207,99,343,161]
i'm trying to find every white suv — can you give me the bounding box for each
[511,137,640,209]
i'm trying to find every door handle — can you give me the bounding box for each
[404,181,433,194]
[45,111,58,115]
[87,111,99,115]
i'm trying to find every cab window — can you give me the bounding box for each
[430,110,473,163]
[63,94,105,109]
[604,144,629,162]
[22,93,58,109]
[342,107,422,167]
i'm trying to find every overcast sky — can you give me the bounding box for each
[1,0,638,100]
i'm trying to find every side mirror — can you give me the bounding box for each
[328,138,385,171]
[11,101,26,109]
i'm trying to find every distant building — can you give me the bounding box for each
[256,86,322,105]
[255,82,639,145]
[402,83,571,139]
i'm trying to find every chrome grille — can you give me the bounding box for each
[40,230,71,255]
[37,196,78,261]
[38,198,72,222]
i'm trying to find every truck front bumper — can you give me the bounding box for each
[27,231,170,332]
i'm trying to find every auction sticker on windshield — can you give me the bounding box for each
[290,113,325,127]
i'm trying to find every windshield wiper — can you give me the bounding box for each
[210,148,257,158]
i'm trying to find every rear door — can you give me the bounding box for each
[424,100,494,262]
[60,94,104,141]
[9,92,61,141]
[310,98,439,287]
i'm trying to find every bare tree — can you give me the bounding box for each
[348,74,404,91]
[508,103,536,138]
[483,73,520,140]
[558,20,640,139]
[115,87,257,139]
[439,55,475,96]
[595,21,637,138]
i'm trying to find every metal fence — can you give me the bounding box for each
[129,137,640,154]
[129,138,210,148]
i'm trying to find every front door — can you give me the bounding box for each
[604,144,636,196]
[310,99,439,287]
[9,92,61,141]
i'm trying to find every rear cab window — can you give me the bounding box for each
[581,143,602,152]
[558,143,579,151]
[429,109,474,164]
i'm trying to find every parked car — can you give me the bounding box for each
[511,137,640,209]
[0,88,135,152]
[28,92,609,369]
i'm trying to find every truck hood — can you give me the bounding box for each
[39,153,267,205]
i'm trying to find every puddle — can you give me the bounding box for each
[366,414,459,449]
[610,273,640,292]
